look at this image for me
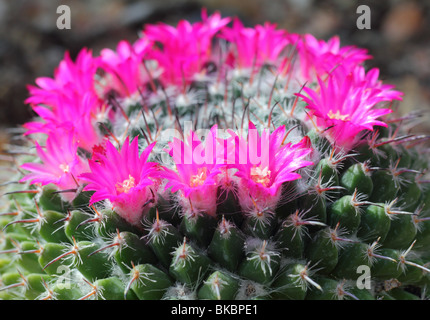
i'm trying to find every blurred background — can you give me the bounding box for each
[0,0,429,143]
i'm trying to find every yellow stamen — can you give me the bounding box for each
[328,109,350,121]
[116,175,136,194]
[250,166,271,187]
[190,167,208,188]
[59,164,70,173]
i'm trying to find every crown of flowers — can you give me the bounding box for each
[20,9,403,223]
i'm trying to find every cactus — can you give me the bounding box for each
[1,9,430,301]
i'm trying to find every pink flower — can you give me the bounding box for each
[220,19,292,72]
[227,122,313,210]
[20,129,89,202]
[25,49,99,108]
[350,65,403,101]
[79,137,159,225]
[159,125,223,216]
[99,39,152,98]
[26,93,103,152]
[295,34,371,82]
[24,49,103,152]
[297,69,396,151]
[143,9,230,88]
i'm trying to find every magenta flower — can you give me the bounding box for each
[25,48,99,108]
[159,125,223,216]
[297,69,396,151]
[220,19,292,73]
[350,65,404,102]
[24,48,103,152]
[20,129,89,202]
[25,93,103,152]
[143,9,230,88]
[295,34,371,82]
[99,39,152,98]
[79,137,159,225]
[226,122,313,211]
